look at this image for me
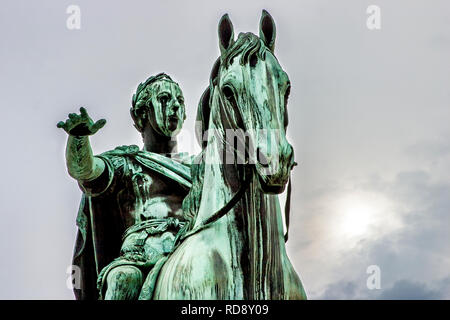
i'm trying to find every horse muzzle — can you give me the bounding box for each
[255,143,294,194]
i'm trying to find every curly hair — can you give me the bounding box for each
[130,73,178,133]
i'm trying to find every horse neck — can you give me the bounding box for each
[193,92,250,227]
[192,117,240,228]
[193,98,289,299]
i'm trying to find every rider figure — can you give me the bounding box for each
[58,73,191,300]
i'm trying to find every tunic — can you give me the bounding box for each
[72,145,192,300]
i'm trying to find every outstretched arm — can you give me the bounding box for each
[57,107,106,182]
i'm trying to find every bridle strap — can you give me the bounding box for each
[284,161,297,243]
[176,161,296,244]
[177,166,253,243]
[284,176,292,243]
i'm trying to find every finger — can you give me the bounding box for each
[65,119,72,130]
[92,119,107,132]
[59,119,72,133]
[80,107,88,118]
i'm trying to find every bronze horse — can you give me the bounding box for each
[153,10,307,299]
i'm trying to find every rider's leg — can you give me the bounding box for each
[104,265,143,300]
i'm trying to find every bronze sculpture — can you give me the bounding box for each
[152,11,306,299]
[59,10,306,300]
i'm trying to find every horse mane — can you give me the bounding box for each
[222,32,266,68]
[182,32,267,230]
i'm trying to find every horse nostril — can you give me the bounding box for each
[170,105,179,115]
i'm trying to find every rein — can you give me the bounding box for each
[175,162,296,246]
[176,165,253,244]
[283,163,296,242]
[174,64,297,246]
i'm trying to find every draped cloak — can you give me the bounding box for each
[71,145,191,300]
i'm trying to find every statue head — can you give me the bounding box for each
[130,73,186,138]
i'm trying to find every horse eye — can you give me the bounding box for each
[159,94,169,104]
[249,54,258,68]
[222,85,238,107]
[223,86,234,101]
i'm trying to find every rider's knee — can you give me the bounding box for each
[107,266,143,287]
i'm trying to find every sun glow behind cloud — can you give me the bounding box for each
[291,188,403,267]
[331,191,402,245]
[338,199,374,238]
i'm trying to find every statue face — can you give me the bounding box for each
[146,80,186,137]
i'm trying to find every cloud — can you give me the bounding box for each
[378,280,443,300]
[405,138,450,161]
[321,280,359,300]
[1,0,450,299]
[289,164,450,299]
[320,277,450,300]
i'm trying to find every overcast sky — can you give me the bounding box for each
[0,0,449,299]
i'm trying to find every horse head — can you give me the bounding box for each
[198,10,294,194]
[153,12,306,300]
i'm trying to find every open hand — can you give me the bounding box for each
[57,107,106,136]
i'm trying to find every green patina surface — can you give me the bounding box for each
[59,10,306,300]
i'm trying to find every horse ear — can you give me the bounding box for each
[259,9,276,53]
[218,14,234,56]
